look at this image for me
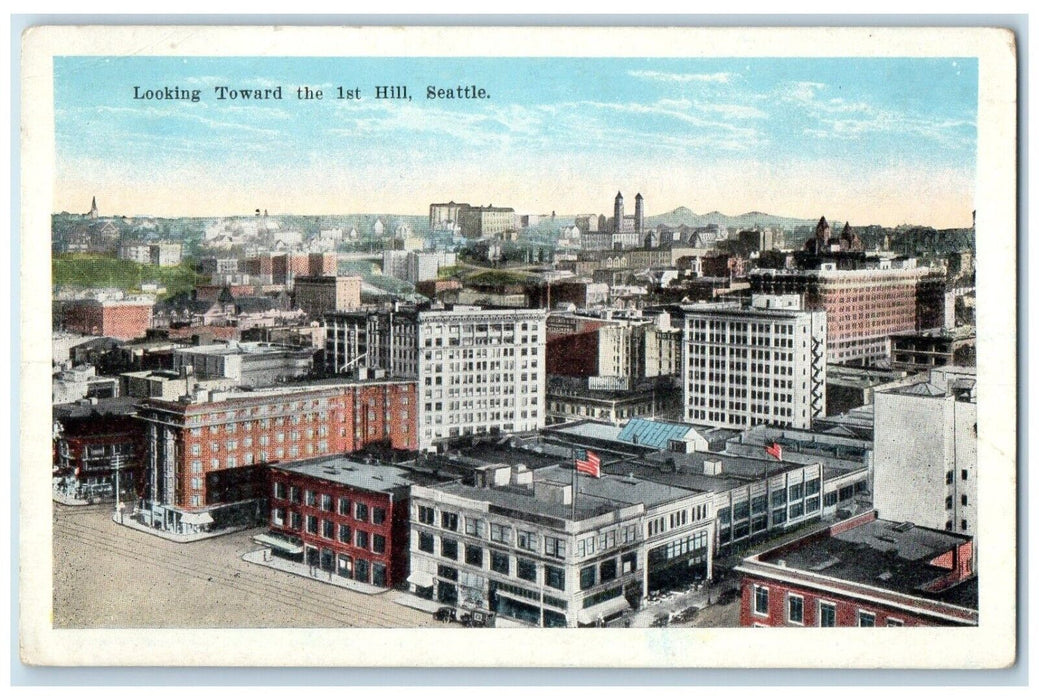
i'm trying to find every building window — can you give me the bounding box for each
[441,511,459,531]
[290,511,302,530]
[961,519,969,531]
[858,611,876,627]
[305,515,318,534]
[819,601,836,627]
[355,502,369,522]
[272,507,285,526]
[305,490,316,507]
[544,536,566,559]
[887,618,904,627]
[599,558,617,582]
[437,564,458,582]
[372,534,386,554]
[517,558,537,582]
[544,565,565,591]
[320,494,334,511]
[580,565,596,590]
[621,552,637,574]
[753,585,769,616]
[338,524,351,543]
[372,507,386,525]
[418,505,435,525]
[465,517,485,538]
[961,494,968,506]
[273,482,286,499]
[418,531,434,553]
[490,550,510,575]
[945,495,953,509]
[322,520,335,539]
[441,538,458,560]
[787,594,804,625]
[355,530,369,549]
[465,545,483,567]
[490,523,512,545]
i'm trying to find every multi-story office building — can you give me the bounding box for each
[61,299,153,341]
[323,305,546,451]
[135,377,418,534]
[293,275,362,318]
[408,463,712,627]
[547,310,681,381]
[545,375,682,426]
[873,366,977,537]
[736,511,977,627]
[748,260,947,364]
[459,206,516,238]
[172,341,315,388]
[682,295,827,430]
[149,243,183,267]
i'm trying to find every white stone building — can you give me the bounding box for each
[682,295,827,430]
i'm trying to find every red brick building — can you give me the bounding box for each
[736,511,977,627]
[545,314,606,377]
[749,264,947,364]
[135,378,418,534]
[243,252,336,285]
[264,458,447,588]
[62,300,153,341]
[53,398,147,502]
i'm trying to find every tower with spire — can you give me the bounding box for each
[88,196,99,220]
[613,192,625,233]
[634,193,645,233]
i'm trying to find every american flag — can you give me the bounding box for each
[575,449,601,478]
[765,442,783,460]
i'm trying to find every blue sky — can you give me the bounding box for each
[54,56,977,226]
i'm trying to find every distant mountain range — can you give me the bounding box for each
[644,206,827,231]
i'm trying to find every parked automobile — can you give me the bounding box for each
[433,606,457,623]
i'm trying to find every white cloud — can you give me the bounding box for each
[628,70,734,84]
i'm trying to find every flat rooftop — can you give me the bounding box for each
[177,342,311,356]
[759,519,976,608]
[431,464,697,523]
[272,456,450,494]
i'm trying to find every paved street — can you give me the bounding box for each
[52,503,442,629]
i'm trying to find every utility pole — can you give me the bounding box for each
[112,453,125,523]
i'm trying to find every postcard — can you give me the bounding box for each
[19,25,1017,668]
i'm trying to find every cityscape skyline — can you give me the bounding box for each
[54,56,977,228]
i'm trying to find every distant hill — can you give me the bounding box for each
[645,207,822,231]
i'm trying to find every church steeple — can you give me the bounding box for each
[88,196,99,220]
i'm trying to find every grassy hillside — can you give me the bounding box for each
[52,254,201,297]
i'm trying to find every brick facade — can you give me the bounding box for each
[267,466,411,588]
[63,300,153,341]
[139,379,418,511]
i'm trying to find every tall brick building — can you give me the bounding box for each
[61,299,153,341]
[136,377,417,534]
[749,261,946,364]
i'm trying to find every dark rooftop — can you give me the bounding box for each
[759,518,976,610]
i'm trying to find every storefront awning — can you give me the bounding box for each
[576,596,632,625]
[180,511,215,526]
[253,533,303,555]
[407,571,435,588]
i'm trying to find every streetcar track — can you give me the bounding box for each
[53,507,435,628]
[56,523,416,627]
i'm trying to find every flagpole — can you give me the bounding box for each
[571,446,577,521]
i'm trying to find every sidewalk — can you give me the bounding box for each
[112,512,252,543]
[53,492,94,506]
[242,548,388,595]
[392,592,534,628]
[393,591,444,614]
